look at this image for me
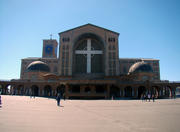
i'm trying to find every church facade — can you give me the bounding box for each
[0,24,179,99]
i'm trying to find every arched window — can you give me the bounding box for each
[73,35,104,74]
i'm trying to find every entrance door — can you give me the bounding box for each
[31,85,39,96]
[125,86,132,97]
[138,86,146,98]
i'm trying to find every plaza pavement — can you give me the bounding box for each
[0,95,180,132]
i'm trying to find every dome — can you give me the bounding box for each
[26,61,50,72]
[128,61,153,74]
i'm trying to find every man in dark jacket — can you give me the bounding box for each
[56,93,61,106]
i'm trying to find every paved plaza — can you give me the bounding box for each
[0,95,180,132]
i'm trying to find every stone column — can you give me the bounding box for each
[106,85,110,99]
[172,86,176,98]
[51,85,56,97]
[159,87,163,97]
[121,87,124,97]
[24,84,28,95]
[119,88,121,97]
[132,88,134,97]
[65,84,69,99]
[39,86,43,96]
[133,86,138,98]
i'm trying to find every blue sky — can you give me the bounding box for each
[0,0,180,81]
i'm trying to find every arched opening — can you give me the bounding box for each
[7,85,11,94]
[163,86,172,97]
[138,86,146,99]
[151,86,160,98]
[5,84,13,95]
[95,85,106,94]
[73,33,105,76]
[166,86,172,97]
[110,85,120,99]
[56,84,65,96]
[69,85,80,93]
[17,85,24,95]
[0,84,3,94]
[44,85,52,97]
[176,87,180,97]
[31,85,39,96]
[85,87,91,93]
[24,86,30,96]
[124,86,132,97]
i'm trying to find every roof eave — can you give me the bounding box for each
[58,23,119,35]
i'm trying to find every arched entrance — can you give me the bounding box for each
[0,84,3,94]
[151,86,160,98]
[165,86,172,97]
[110,85,120,99]
[73,33,105,76]
[138,86,146,99]
[31,85,39,96]
[17,85,24,95]
[44,85,52,97]
[85,86,91,93]
[56,85,65,96]
[176,87,180,97]
[124,86,132,97]
[95,85,106,94]
[7,85,11,94]
[70,85,80,93]
[6,84,14,95]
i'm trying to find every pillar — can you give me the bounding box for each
[132,88,134,97]
[106,85,110,99]
[133,87,138,98]
[159,87,163,97]
[119,88,121,97]
[51,85,56,97]
[121,87,124,97]
[172,86,176,98]
[65,84,69,99]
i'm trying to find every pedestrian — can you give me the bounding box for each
[56,93,61,106]
[148,93,151,102]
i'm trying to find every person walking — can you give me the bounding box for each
[56,93,61,106]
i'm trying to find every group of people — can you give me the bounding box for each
[141,93,156,102]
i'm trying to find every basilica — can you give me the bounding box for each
[0,24,179,99]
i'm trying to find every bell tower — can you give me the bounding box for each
[42,36,58,58]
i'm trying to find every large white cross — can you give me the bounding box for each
[75,39,103,73]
